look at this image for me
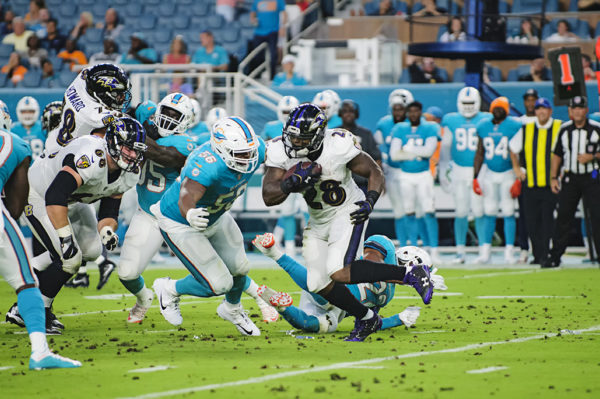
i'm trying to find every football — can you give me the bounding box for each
[283,161,322,180]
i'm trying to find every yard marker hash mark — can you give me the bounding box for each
[466,366,508,374]
[129,366,175,373]
[116,325,600,399]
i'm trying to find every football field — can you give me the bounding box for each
[1,261,599,399]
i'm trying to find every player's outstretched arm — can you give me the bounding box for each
[347,152,385,194]
[3,157,30,219]
[262,166,289,206]
[145,137,187,169]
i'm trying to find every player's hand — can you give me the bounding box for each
[280,162,322,194]
[100,226,119,251]
[551,178,560,194]
[186,207,210,231]
[515,167,526,181]
[510,178,522,198]
[350,200,373,225]
[472,178,482,196]
[429,267,448,291]
[59,234,82,273]
[144,122,160,140]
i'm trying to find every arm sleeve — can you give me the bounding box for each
[45,170,79,206]
[97,196,121,221]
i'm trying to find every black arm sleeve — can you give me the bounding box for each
[45,170,79,206]
[97,197,121,221]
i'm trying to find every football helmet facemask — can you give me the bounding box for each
[396,246,432,268]
[16,96,40,126]
[41,101,63,132]
[211,116,259,173]
[155,93,193,137]
[105,116,147,172]
[282,103,327,158]
[84,64,132,111]
[457,86,481,119]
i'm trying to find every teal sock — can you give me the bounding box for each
[406,214,418,244]
[484,215,496,245]
[17,287,45,334]
[474,217,485,245]
[175,275,215,297]
[418,217,430,246]
[120,276,145,295]
[504,216,516,246]
[381,314,403,330]
[280,307,320,332]
[225,275,246,304]
[394,218,407,246]
[454,217,468,246]
[424,213,438,247]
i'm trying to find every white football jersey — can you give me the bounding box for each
[45,71,119,153]
[30,135,140,204]
[265,128,365,224]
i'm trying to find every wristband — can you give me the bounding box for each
[551,177,558,181]
[56,225,73,238]
[365,190,380,206]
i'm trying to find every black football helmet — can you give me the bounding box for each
[105,116,147,172]
[282,103,327,158]
[84,64,131,111]
[41,101,63,132]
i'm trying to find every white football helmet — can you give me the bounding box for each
[16,96,40,127]
[323,89,341,115]
[457,86,481,119]
[277,96,299,123]
[312,91,335,120]
[396,246,432,267]
[0,100,11,130]
[189,98,202,128]
[388,89,414,109]
[206,107,228,130]
[211,116,259,174]
[155,93,194,137]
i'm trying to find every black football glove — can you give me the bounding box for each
[280,162,322,194]
[350,190,380,225]
[144,121,161,140]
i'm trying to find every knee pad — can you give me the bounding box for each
[117,261,140,282]
[210,273,234,295]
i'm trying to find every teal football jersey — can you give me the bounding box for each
[390,120,439,173]
[476,116,522,172]
[0,130,32,191]
[442,112,492,167]
[11,121,45,160]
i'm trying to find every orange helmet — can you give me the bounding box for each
[490,96,510,114]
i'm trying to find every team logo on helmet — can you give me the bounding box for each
[96,76,122,90]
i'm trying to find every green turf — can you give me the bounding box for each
[1,267,599,399]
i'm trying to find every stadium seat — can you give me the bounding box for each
[83,28,104,44]
[157,3,177,17]
[191,16,208,28]
[453,65,502,82]
[145,0,162,5]
[86,43,104,58]
[19,70,42,88]
[150,30,173,46]
[48,55,64,71]
[139,15,157,31]
[220,28,241,43]
[569,0,578,10]
[0,73,7,88]
[59,70,78,87]
[58,3,79,19]
[171,15,191,30]
[79,0,97,5]
[512,0,558,13]
[91,4,108,21]
[0,44,14,59]
[46,0,63,6]
[223,41,247,61]
[206,15,225,31]
[191,3,210,17]
[111,0,129,5]
[239,13,255,29]
[122,4,144,18]
[499,1,511,13]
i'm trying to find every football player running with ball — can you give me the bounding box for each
[262,103,433,342]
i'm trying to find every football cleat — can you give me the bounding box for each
[255,297,279,323]
[46,308,65,330]
[403,265,434,305]
[65,272,90,288]
[344,312,383,342]
[252,233,284,261]
[451,254,466,264]
[5,303,25,328]
[153,278,182,326]
[97,259,116,290]
[127,288,154,324]
[29,351,81,370]
[257,285,293,310]
[217,300,260,336]
[398,306,421,328]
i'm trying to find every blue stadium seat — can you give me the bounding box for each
[223,41,246,61]
[91,4,108,21]
[83,28,104,44]
[86,43,104,58]
[139,15,157,31]
[513,0,558,13]
[145,0,162,5]
[507,64,531,81]
[191,3,210,17]
[220,28,241,43]
[0,44,14,58]
[0,73,7,88]
[58,3,79,19]
[111,0,129,5]
[59,70,78,87]
[499,1,511,13]
[206,15,225,31]
[596,21,600,38]
[239,13,254,29]
[171,15,191,30]
[487,65,503,82]
[157,3,177,17]
[569,0,578,10]
[150,30,173,46]
[241,28,255,42]
[19,70,42,88]
[175,0,194,4]
[48,55,64,72]
[399,68,410,83]
[122,4,143,18]
[46,0,62,6]
[191,16,208,28]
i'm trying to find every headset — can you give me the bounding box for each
[338,99,359,119]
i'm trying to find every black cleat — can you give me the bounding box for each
[97,259,116,290]
[344,313,383,342]
[65,272,90,288]
[45,307,65,330]
[5,303,25,328]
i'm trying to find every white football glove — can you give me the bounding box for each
[186,207,210,231]
[100,226,119,251]
[58,234,82,274]
[429,267,448,291]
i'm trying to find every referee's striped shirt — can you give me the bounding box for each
[552,119,600,174]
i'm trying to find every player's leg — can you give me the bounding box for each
[477,170,498,263]
[401,173,419,245]
[278,291,323,332]
[1,205,80,369]
[118,208,162,323]
[452,165,471,263]
[470,180,486,258]
[386,167,407,245]
[500,171,517,264]
[241,276,279,322]
[418,172,440,263]
[279,194,299,255]
[69,203,105,285]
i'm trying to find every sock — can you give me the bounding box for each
[78,260,87,274]
[456,244,466,256]
[394,218,407,246]
[454,216,468,246]
[418,218,429,246]
[174,275,214,297]
[349,259,406,283]
[120,276,145,296]
[243,277,260,300]
[280,307,320,332]
[320,282,368,319]
[424,213,438,247]
[17,287,45,334]
[361,309,374,320]
[278,254,328,305]
[38,261,72,303]
[504,216,516,246]
[281,215,296,242]
[225,275,246,305]
[29,332,49,355]
[406,214,418,245]
[474,216,485,246]
[484,215,496,245]
[381,314,403,330]
[273,219,284,244]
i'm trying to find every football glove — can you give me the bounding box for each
[100,226,119,251]
[58,234,82,274]
[510,178,522,198]
[350,190,380,225]
[186,207,210,231]
[280,162,322,194]
[472,178,483,196]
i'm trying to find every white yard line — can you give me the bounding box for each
[0,366,14,371]
[448,270,535,280]
[412,330,447,334]
[466,366,508,374]
[477,295,575,299]
[129,365,175,373]
[346,366,385,370]
[115,324,600,399]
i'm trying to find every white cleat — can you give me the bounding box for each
[398,306,421,328]
[217,300,260,336]
[153,278,182,326]
[256,297,279,323]
[504,246,517,265]
[252,233,284,261]
[474,245,491,264]
[257,284,293,311]
[29,351,82,370]
[451,254,466,264]
[127,288,154,324]
[519,249,529,264]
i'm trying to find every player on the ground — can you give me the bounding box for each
[374,89,413,246]
[188,98,210,137]
[0,126,81,369]
[262,103,433,342]
[254,233,446,333]
[6,117,147,331]
[439,87,491,263]
[473,97,522,263]
[151,116,266,336]
[12,96,45,160]
[389,101,441,264]
[312,90,342,128]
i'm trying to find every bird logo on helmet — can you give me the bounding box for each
[105,116,147,172]
[85,64,132,111]
[210,116,259,174]
[283,103,327,158]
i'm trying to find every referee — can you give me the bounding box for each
[546,96,600,267]
[509,97,561,265]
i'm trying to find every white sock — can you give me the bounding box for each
[135,286,152,303]
[30,332,49,356]
[284,240,295,255]
[244,279,260,300]
[456,245,465,256]
[361,309,374,320]
[167,279,179,296]
[41,295,53,309]
[78,264,87,274]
